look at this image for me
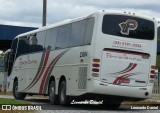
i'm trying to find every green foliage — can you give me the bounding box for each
[0,98,31,105]
[0,98,34,113]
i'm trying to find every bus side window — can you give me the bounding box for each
[29,32,46,53]
[45,28,58,50]
[36,31,46,51]
[56,24,71,49]
[16,36,29,57]
[83,18,95,45]
[11,38,18,57]
[69,20,87,47]
[8,38,18,74]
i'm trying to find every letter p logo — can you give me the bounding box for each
[119,19,138,35]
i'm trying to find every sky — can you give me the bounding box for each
[0,0,160,28]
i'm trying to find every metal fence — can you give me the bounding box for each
[152,72,160,99]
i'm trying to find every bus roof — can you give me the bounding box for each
[15,13,95,39]
[15,10,156,39]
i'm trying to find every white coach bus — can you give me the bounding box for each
[6,10,157,108]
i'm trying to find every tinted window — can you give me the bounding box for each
[84,18,95,45]
[69,20,87,47]
[17,36,29,56]
[56,24,71,49]
[45,28,58,50]
[102,15,154,40]
[11,38,18,55]
[29,31,46,52]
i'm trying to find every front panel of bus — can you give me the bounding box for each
[89,12,157,98]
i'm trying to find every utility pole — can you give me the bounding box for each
[42,0,47,26]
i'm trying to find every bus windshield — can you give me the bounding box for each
[102,14,154,40]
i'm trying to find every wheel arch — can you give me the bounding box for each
[13,77,18,91]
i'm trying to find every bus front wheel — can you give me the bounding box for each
[13,81,26,100]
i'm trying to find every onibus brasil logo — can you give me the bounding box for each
[119,19,138,35]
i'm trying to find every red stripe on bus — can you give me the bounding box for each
[39,50,68,94]
[26,51,50,91]
[117,64,137,75]
[113,64,137,84]
[42,50,69,94]
[23,52,46,91]
[112,63,133,75]
[39,54,61,93]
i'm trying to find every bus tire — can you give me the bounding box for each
[49,81,58,104]
[59,81,69,105]
[13,81,26,100]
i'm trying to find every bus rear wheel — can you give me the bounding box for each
[13,81,26,100]
[59,81,69,105]
[49,81,58,104]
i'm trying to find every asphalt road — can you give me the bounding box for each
[0,95,160,112]
[24,98,128,110]
[23,98,160,113]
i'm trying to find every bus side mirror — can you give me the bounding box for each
[0,57,4,72]
[4,51,11,72]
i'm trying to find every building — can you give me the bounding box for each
[0,24,37,51]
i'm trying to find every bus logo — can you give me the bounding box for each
[2,105,11,110]
[119,19,138,35]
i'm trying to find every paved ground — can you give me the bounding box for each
[0,95,160,113]
[37,110,160,113]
